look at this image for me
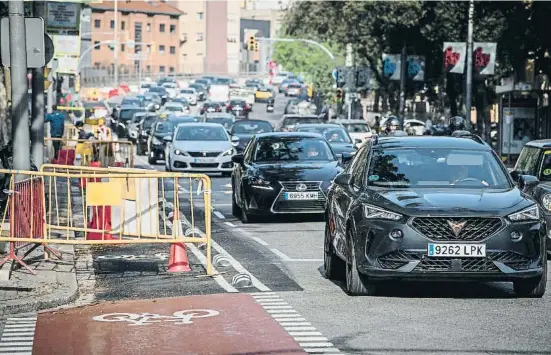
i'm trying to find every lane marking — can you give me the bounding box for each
[267,309,298,314]
[251,237,269,246]
[277,318,307,322]
[280,322,312,327]
[224,221,236,227]
[289,332,323,336]
[262,305,293,309]
[303,348,341,353]
[299,342,335,347]
[0,317,37,355]
[186,243,238,293]
[294,337,329,342]
[284,326,317,331]
[213,211,225,219]
[271,248,291,261]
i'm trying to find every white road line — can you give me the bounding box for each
[257,301,288,306]
[284,326,317,331]
[262,305,293,309]
[0,337,34,341]
[186,242,238,293]
[303,348,341,353]
[213,211,225,219]
[0,348,33,352]
[224,221,236,227]
[272,314,304,319]
[267,309,297,314]
[224,183,232,188]
[251,237,269,246]
[280,322,312,326]
[294,337,329,342]
[0,342,34,346]
[1,329,34,333]
[288,332,323,336]
[276,318,307,322]
[271,248,291,261]
[249,292,277,296]
[210,238,271,291]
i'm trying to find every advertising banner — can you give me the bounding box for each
[501,106,536,155]
[407,56,425,81]
[382,54,401,81]
[473,42,497,75]
[443,42,466,74]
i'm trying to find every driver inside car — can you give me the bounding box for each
[327,132,344,143]
[305,144,320,158]
[450,165,489,186]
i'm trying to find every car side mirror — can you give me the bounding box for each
[231,154,244,164]
[518,174,539,192]
[334,173,350,186]
[341,152,355,164]
[163,135,172,143]
[354,138,362,144]
[231,135,239,146]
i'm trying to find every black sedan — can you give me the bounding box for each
[230,119,273,153]
[147,116,199,164]
[231,132,343,223]
[296,123,359,158]
[200,101,223,115]
[325,135,547,297]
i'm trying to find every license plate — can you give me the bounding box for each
[284,192,318,200]
[193,158,212,163]
[207,108,215,112]
[427,243,486,257]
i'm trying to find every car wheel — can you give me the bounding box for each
[324,219,345,280]
[148,154,156,165]
[345,235,378,296]
[232,189,241,217]
[513,253,547,298]
[239,188,256,223]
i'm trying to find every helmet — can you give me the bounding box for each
[385,116,400,132]
[449,116,466,133]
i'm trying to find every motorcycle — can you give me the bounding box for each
[136,124,151,156]
[266,97,275,113]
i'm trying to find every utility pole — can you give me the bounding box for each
[465,0,475,130]
[113,0,119,87]
[9,0,30,173]
[345,43,354,120]
[31,1,45,167]
[398,40,407,129]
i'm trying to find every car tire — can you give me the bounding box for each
[513,253,547,298]
[324,220,345,280]
[345,236,378,296]
[232,191,241,217]
[239,188,256,223]
[148,154,156,165]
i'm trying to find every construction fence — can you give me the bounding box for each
[45,138,133,168]
[0,165,212,275]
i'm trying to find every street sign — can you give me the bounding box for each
[1,17,46,68]
[355,67,371,88]
[336,67,347,87]
[332,68,338,82]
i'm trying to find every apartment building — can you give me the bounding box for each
[89,1,182,75]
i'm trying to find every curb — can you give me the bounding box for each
[0,245,79,316]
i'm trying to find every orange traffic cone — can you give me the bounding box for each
[168,243,191,272]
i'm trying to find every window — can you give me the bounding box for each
[94,41,100,50]
[170,46,176,55]
[121,44,125,52]
[159,45,165,54]
[160,66,166,73]
[196,33,204,41]
[94,62,101,68]
[146,45,151,53]
[515,147,541,176]
[94,19,101,28]
[169,67,175,73]
[110,20,115,29]
[170,24,176,33]
[121,21,125,30]
[159,24,165,32]
[146,23,151,32]
[197,12,204,20]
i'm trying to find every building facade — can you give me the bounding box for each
[89,1,182,76]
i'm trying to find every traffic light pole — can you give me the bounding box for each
[31,1,46,167]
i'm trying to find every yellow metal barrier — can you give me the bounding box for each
[44,138,134,168]
[64,123,78,140]
[1,168,213,275]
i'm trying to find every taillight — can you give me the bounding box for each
[216,107,221,112]
[227,105,232,111]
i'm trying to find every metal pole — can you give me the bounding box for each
[465,0,475,130]
[9,1,30,173]
[507,93,512,165]
[398,41,407,128]
[113,0,119,87]
[31,1,46,167]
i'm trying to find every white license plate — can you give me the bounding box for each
[427,243,486,257]
[284,192,318,200]
[207,108,215,112]
[193,158,213,163]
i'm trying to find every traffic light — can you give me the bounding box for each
[248,36,256,51]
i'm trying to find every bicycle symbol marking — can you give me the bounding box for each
[92,309,220,326]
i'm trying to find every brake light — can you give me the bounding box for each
[216,107,221,112]
[245,104,250,110]
[227,105,232,111]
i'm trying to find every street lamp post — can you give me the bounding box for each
[113,0,119,87]
[465,0,475,130]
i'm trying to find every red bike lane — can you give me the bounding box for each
[33,293,307,355]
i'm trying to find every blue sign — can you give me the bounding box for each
[332,69,338,82]
[383,58,397,77]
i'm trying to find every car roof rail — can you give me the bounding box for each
[451,130,487,144]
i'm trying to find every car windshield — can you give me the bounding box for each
[297,127,352,143]
[367,148,511,189]
[538,150,551,181]
[120,109,144,121]
[284,117,320,126]
[204,102,220,108]
[230,100,246,106]
[83,102,104,109]
[149,87,165,93]
[206,117,234,129]
[180,89,194,94]
[131,114,147,123]
[122,99,141,107]
[253,137,335,163]
[143,116,156,129]
[343,123,370,133]
[154,122,174,135]
[214,78,231,85]
[165,105,183,112]
[176,126,227,141]
[232,121,273,135]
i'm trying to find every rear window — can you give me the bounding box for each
[120,109,145,121]
[283,117,321,126]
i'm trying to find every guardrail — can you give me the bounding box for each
[0,166,213,275]
[44,138,132,168]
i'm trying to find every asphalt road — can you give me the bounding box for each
[138,95,551,355]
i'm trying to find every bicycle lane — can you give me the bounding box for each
[32,293,307,355]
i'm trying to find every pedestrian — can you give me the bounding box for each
[45,105,66,159]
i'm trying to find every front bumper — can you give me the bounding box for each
[170,153,234,172]
[244,181,327,215]
[351,217,546,282]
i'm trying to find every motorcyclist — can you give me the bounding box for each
[380,116,400,136]
[448,116,468,136]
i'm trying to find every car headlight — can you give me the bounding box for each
[251,177,272,190]
[221,148,235,157]
[542,194,551,212]
[152,137,162,145]
[363,204,402,221]
[508,204,540,222]
[174,149,188,156]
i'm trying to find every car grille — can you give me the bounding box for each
[272,181,326,213]
[377,250,531,272]
[411,217,504,241]
[190,163,218,168]
[187,151,221,157]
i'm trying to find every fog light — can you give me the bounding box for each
[510,231,523,241]
[389,229,403,240]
